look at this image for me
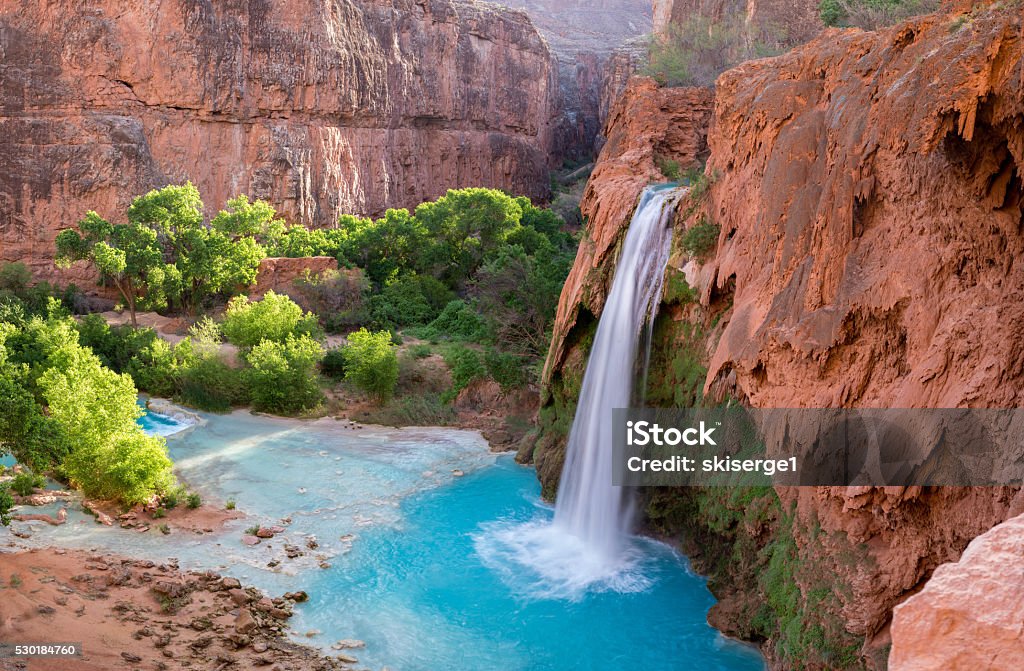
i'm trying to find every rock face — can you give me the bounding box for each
[0,0,557,282]
[888,512,1024,671]
[653,0,823,44]
[538,2,1024,668]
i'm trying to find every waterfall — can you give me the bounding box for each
[474,185,680,599]
[553,184,679,559]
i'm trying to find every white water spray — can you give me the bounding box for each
[553,184,679,559]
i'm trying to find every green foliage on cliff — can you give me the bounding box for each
[642,15,783,87]
[0,485,12,526]
[819,0,940,29]
[680,216,721,258]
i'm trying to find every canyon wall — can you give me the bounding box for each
[0,0,558,282]
[653,0,824,44]
[536,2,1024,668]
[499,0,653,160]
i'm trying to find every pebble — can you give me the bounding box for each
[241,535,262,546]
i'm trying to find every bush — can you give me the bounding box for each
[321,347,347,379]
[361,393,457,427]
[178,354,248,412]
[408,344,432,359]
[34,320,176,505]
[441,345,486,403]
[343,328,399,404]
[0,485,12,526]
[127,338,186,398]
[186,492,201,509]
[222,291,321,349]
[655,154,682,181]
[368,274,454,329]
[10,472,45,496]
[414,300,490,343]
[484,349,527,391]
[246,334,324,415]
[76,314,159,373]
[681,216,721,257]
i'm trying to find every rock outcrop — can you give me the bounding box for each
[888,512,1024,671]
[538,2,1024,668]
[0,0,558,283]
[250,257,338,299]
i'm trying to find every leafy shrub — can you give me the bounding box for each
[484,349,527,391]
[178,354,248,412]
[35,326,176,505]
[10,472,45,496]
[0,485,12,526]
[0,262,32,294]
[152,507,166,519]
[222,291,321,349]
[441,345,486,403]
[655,154,682,181]
[681,216,721,257]
[246,334,324,415]
[368,273,453,329]
[127,338,187,398]
[321,347,347,379]
[361,393,457,427]
[343,328,399,404]
[186,492,202,509]
[76,314,159,373]
[413,300,490,343]
[408,344,432,359]
[225,499,236,510]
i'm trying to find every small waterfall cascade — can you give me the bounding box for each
[553,184,680,560]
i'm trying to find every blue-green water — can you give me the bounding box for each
[6,410,764,671]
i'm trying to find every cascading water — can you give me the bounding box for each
[553,185,678,557]
[475,184,682,598]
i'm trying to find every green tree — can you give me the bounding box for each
[221,291,321,349]
[127,183,266,316]
[32,320,175,504]
[55,212,167,327]
[343,328,399,404]
[414,189,524,287]
[246,334,324,414]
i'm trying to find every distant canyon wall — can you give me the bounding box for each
[499,0,653,161]
[0,0,559,282]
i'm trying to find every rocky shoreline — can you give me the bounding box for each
[0,548,358,671]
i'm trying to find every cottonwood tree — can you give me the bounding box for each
[128,183,266,317]
[55,211,167,328]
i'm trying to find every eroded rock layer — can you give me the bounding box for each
[0,0,557,281]
[538,3,1024,668]
[888,512,1024,671]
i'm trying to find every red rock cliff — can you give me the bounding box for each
[0,0,558,281]
[538,2,1024,667]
